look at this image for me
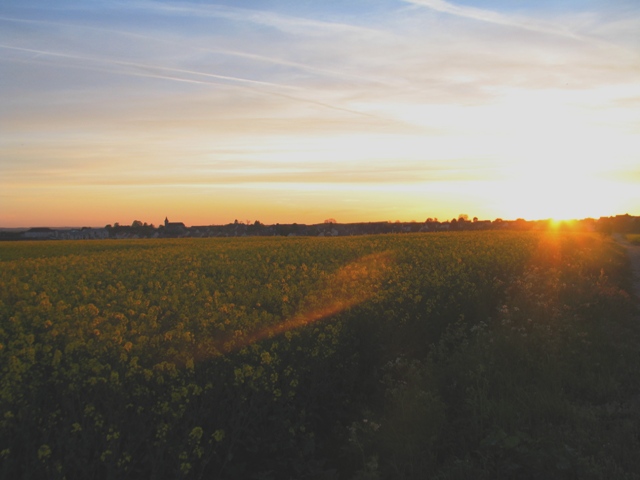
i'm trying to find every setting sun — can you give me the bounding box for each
[493,164,625,221]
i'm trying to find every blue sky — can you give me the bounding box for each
[1,0,639,226]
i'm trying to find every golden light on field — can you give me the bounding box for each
[214,252,393,356]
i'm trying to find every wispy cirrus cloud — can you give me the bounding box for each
[0,13,401,91]
[402,0,607,44]
[0,44,303,90]
[128,1,383,37]
[0,42,388,121]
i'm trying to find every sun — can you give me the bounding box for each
[395,91,632,222]
[475,87,635,221]
[493,162,623,221]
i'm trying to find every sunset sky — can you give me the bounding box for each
[1,0,639,227]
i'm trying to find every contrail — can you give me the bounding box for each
[0,44,301,90]
[403,0,610,46]
[0,14,400,88]
[0,44,380,119]
[132,1,382,36]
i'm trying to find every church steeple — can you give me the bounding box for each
[164,217,169,227]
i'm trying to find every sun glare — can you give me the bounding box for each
[485,159,626,222]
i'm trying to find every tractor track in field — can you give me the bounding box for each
[614,234,640,303]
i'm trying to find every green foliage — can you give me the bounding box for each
[0,233,638,479]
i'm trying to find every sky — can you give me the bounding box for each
[1,0,639,227]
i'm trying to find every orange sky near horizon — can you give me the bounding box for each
[1,0,639,228]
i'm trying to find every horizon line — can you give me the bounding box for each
[2,213,636,231]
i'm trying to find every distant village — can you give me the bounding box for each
[1,214,639,241]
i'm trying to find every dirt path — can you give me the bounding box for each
[614,234,640,301]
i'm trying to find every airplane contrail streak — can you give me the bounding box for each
[0,43,381,119]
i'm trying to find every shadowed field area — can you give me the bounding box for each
[1,232,639,479]
[617,234,640,300]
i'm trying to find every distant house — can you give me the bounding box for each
[62,228,109,240]
[24,227,57,239]
[164,217,186,234]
